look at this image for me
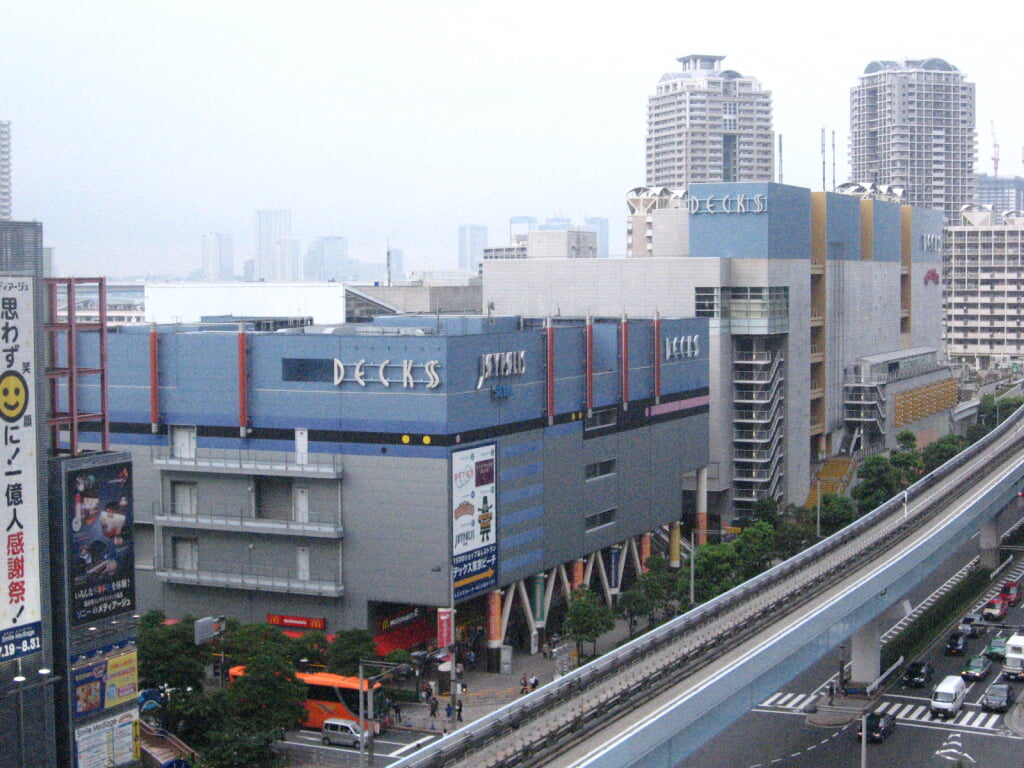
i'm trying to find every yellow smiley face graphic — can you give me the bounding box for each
[0,370,28,423]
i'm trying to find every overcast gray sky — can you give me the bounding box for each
[2,1,1020,278]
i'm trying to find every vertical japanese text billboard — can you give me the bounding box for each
[64,458,135,626]
[451,443,497,601]
[0,277,41,661]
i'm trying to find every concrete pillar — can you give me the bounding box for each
[696,466,708,545]
[980,518,1000,572]
[669,521,681,568]
[486,590,503,672]
[849,618,883,686]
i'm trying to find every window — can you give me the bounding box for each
[585,407,617,431]
[585,459,616,480]
[585,508,616,530]
[172,537,198,571]
[170,426,197,459]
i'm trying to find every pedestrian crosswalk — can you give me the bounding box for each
[758,692,1004,731]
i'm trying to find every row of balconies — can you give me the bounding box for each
[154,557,344,597]
[153,503,344,537]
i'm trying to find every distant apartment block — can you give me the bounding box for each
[458,225,488,273]
[975,174,1024,213]
[646,54,774,188]
[945,206,1024,369]
[201,232,234,281]
[254,209,291,281]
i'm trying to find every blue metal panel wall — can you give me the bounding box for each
[871,201,903,262]
[688,183,811,260]
[825,192,862,260]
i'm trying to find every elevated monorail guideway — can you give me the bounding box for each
[394,411,1024,768]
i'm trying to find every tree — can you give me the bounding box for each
[563,586,615,659]
[890,431,922,486]
[733,521,775,580]
[680,542,741,604]
[219,622,297,671]
[749,495,779,527]
[617,587,654,639]
[138,610,206,692]
[226,647,305,734]
[326,628,379,675]
[292,630,330,668]
[817,493,858,537]
[850,454,901,515]
[921,433,966,475]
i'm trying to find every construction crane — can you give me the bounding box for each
[992,120,1001,177]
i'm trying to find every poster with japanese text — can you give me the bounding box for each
[0,278,41,661]
[66,459,135,626]
[451,443,497,601]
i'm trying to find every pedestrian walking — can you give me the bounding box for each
[445,702,452,720]
[456,698,463,723]
[530,673,539,690]
[520,673,529,694]
[429,696,438,718]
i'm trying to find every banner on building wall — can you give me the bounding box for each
[74,710,137,768]
[71,650,139,720]
[0,277,41,661]
[64,458,135,626]
[451,443,498,601]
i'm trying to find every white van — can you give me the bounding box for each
[321,718,366,748]
[930,675,967,719]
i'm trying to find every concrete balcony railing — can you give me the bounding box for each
[154,504,344,538]
[154,558,344,597]
[153,446,343,478]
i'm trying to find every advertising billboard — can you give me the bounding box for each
[0,277,41,661]
[64,458,135,626]
[71,650,138,720]
[74,711,137,768]
[451,443,497,601]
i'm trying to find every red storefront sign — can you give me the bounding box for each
[267,614,326,631]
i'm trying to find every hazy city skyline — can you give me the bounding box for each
[2,2,1021,278]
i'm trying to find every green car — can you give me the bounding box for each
[986,635,1008,661]
[961,654,993,681]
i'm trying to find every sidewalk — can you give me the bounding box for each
[392,617,636,733]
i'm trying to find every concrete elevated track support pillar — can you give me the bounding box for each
[849,600,912,688]
[980,518,1001,571]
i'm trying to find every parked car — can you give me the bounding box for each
[981,683,1016,713]
[901,661,935,688]
[856,712,896,743]
[960,613,985,638]
[961,654,993,681]
[946,631,969,656]
[983,598,1008,621]
[986,634,1009,661]
[1001,581,1022,607]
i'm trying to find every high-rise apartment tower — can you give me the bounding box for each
[646,55,774,188]
[849,59,976,224]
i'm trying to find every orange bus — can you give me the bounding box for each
[228,666,389,732]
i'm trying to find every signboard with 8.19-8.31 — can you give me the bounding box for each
[0,278,41,661]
